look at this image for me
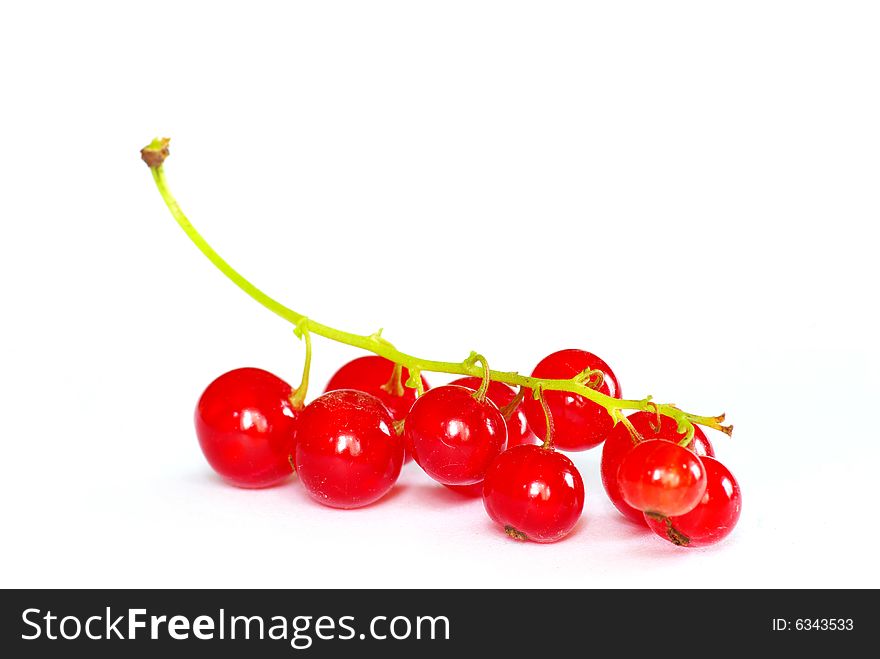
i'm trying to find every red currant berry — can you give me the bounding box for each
[294,389,404,509]
[618,440,708,517]
[482,445,585,543]
[449,377,537,448]
[645,457,741,547]
[194,367,298,488]
[601,411,714,524]
[325,355,429,422]
[405,385,507,485]
[522,349,621,451]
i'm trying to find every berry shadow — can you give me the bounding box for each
[576,512,654,547]
[288,480,412,512]
[404,483,483,510]
[584,514,708,562]
[179,469,298,490]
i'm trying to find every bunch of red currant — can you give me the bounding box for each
[195,347,740,546]
[143,138,741,548]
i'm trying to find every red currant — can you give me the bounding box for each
[449,377,537,448]
[294,389,404,509]
[324,355,429,422]
[644,457,741,547]
[194,367,299,488]
[618,440,708,517]
[405,385,507,485]
[482,445,585,543]
[522,349,621,451]
[601,411,714,524]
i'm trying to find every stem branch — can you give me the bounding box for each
[142,141,732,438]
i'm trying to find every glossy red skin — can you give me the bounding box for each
[449,377,537,448]
[482,445,585,543]
[194,368,298,488]
[294,389,404,509]
[601,411,714,524]
[645,457,741,547]
[618,440,708,517]
[522,349,621,451]
[324,356,429,422]
[405,385,507,486]
[326,356,430,463]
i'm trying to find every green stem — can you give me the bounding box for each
[290,321,312,409]
[467,353,491,403]
[143,142,732,437]
[406,368,425,396]
[536,387,555,450]
[615,410,644,446]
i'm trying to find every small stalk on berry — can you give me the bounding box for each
[498,387,526,421]
[380,362,406,398]
[405,368,425,396]
[465,352,492,403]
[534,387,556,450]
[290,320,312,410]
[615,410,645,447]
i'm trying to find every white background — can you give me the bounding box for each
[2,1,879,589]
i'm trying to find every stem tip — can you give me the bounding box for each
[141,137,171,168]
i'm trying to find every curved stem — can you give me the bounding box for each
[143,145,732,437]
[615,410,644,447]
[677,421,697,449]
[499,386,526,421]
[290,321,312,409]
[645,400,662,433]
[152,166,305,327]
[467,353,491,403]
[534,387,556,450]
[406,367,425,396]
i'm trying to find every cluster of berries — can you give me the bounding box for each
[195,349,740,546]
[141,138,739,549]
